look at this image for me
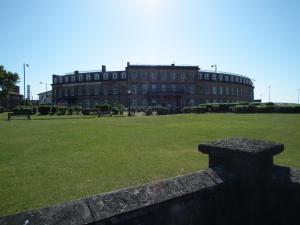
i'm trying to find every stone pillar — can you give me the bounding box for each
[198,137,284,225]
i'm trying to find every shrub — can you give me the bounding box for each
[82,109,91,115]
[111,107,119,115]
[273,104,300,113]
[67,107,74,115]
[144,107,153,116]
[13,105,33,115]
[38,105,51,115]
[191,106,207,113]
[96,103,111,112]
[0,106,4,113]
[50,105,58,115]
[183,107,192,113]
[74,106,82,114]
[32,107,37,115]
[232,105,253,113]
[256,104,274,113]
[155,106,169,115]
[57,106,67,115]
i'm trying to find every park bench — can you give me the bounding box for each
[7,112,31,120]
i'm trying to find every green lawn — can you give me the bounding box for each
[0,113,300,216]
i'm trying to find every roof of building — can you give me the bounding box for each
[126,64,199,70]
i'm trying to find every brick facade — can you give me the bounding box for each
[52,63,254,110]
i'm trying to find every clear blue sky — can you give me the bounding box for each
[0,0,299,102]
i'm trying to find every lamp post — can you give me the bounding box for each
[268,86,271,103]
[127,89,131,116]
[23,63,29,100]
[211,65,218,103]
[297,89,300,104]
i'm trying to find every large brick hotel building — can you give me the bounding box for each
[52,62,254,111]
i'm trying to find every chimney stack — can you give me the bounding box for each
[102,65,106,72]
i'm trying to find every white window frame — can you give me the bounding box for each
[71,76,75,82]
[121,72,126,79]
[94,73,100,80]
[79,75,83,81]
[112,73,118,80]
[86,74,91,81]
[103,72,108,80]
[131,84,137,94]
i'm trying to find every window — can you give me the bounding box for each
[65,76,69,83]
[213,86,217,95]
[103,73,108,80]
[190,85,195,94]
[161,72,167,80]
[71,76,75,82]
[79,75,83,81]
[132,99,137,106]
[103,85,108,95]
[230,76,234,82]
[141,72,147,80]
[142,84,148,94]
[112,73,118,80]
[86,88,90,96]
[171,72,176,80]
[121,72,126,79]
[171,84,176,92]
[94,73,100,80]
[225,76,229,82]
[131,72,137,79]
[59,77,63,83]
[219,87,223,95]
[226,87,229,95]
[70,87,74,96]
[151,84,157,92]
[190,99,195,106]
[180,72,185,80]
[205,73,209,80]
[198,73,203,80]
[53,77,57,84]
[142,99,147,106]
[112,85,118,95]
[161,84,166,93]
[86,74,91,81]
[235,77,239,82]
[237,88,239,96]
[212,74,216,80]
[64,89,68,96]
[131,84,137,94]
[219,74,223,81]
[151,72,156,80]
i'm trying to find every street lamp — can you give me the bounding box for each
[211,65,218,103]
[23,63,29,100]
[268,86,271,103]
[127,89,131,116]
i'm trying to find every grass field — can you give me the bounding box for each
[0,113,300,216]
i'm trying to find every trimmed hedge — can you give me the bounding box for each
[82,109,91,115]
[13,105,33,115]
[96,104,111,112]
[155,106,169,115]
[38,105,51,115]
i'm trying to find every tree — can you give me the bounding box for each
[0,65,20,99]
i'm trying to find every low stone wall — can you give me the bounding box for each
[1,137,300,225]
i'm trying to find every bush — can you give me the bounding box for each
[191,106,207,113]
[32,107,37,115]
[38,105,51,115]
[57,106,67,115]
[232,105,253,113]
[0,106,4,113]
[111,107,119,115]
[256,104,274,113]
[82,109,91,115]
[50,105,58,115]
[74,106,82,114]
[13,105,33,115]
[144,107,153,116]
[155,106,169,115]
[96,103,111,112]
[273,104,300,113]
[67,107,74,115]
[183,107,192,113]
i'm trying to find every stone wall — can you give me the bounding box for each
[1,137,299,225]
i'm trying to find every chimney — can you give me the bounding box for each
[102,65,106,72]
[127,62,130,67]
[74,71,79,75]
